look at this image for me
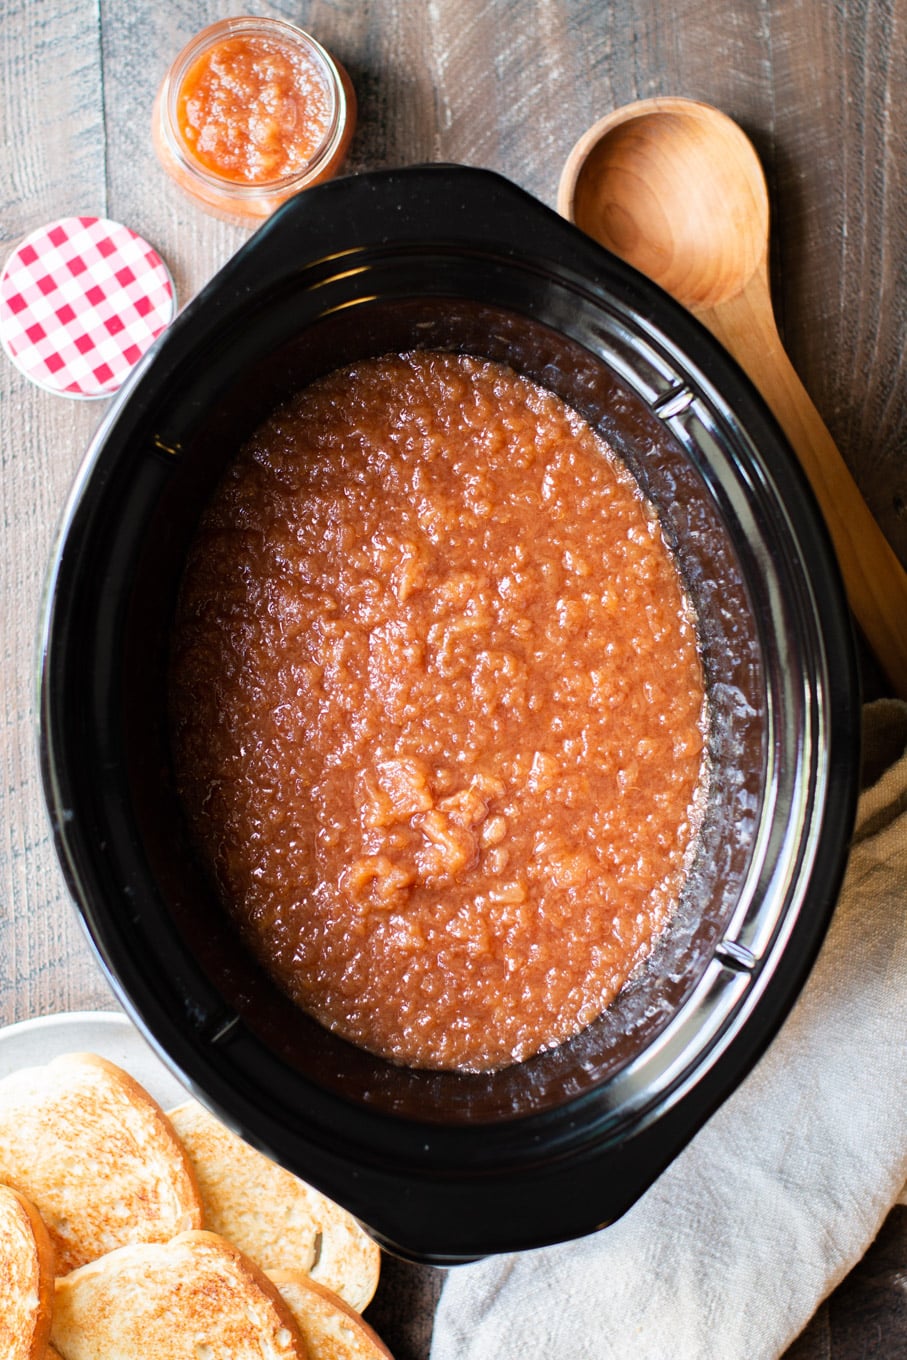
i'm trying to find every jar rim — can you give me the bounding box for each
[158,15,348,198]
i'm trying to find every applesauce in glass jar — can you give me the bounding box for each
[152,16,356,225]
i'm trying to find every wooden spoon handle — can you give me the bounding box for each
[699,280,907,699]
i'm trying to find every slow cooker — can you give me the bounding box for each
[38,166,860,1262]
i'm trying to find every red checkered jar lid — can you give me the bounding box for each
[0,216,175,398]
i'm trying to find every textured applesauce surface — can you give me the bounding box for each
[169,351,707,1071]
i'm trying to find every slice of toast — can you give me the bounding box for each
[51,1230,307,1360]
[168,1099,380,1310]
[270,1268,394,1359]
[0,1053,202,1273]
[0,1184,55,1360]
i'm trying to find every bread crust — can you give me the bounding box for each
[0,1053,202,1273]
[168,1099,380,1309]
[0,1183,55,1360]
[270,1268,395,1359]
[52,1230,308,1359]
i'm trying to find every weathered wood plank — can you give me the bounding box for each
[0,0,114,1020]
[765,0,907,568]
[1,0,105,235]
[98,1,248,306]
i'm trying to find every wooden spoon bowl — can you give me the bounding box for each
[561,99,768,309]
[559,97,907,697]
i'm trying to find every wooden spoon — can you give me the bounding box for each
[558,95,907,698]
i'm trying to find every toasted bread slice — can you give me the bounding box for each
[0,1053,202,1273]
[168,1099,380,1309]
[0,1184,55,1360]
[270,1268,394,1359]
[51,1230,307,1360]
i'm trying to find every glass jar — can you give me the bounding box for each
[152,16,356,225]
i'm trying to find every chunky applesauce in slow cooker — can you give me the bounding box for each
[169,351,708,1072]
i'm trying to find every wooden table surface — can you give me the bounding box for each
[2,2,906,1357]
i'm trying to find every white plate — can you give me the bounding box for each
[0,1009,190,1110]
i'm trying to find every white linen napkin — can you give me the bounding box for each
[430,699,907,1360]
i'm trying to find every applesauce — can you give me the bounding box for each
[176,32,333,184]
[151,17,356,224]
[169,351,708,1072]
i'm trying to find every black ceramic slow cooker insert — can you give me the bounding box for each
[38,166,860,1263]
